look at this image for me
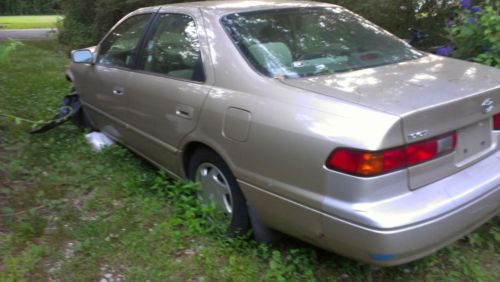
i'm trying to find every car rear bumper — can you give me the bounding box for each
[321,149,500,266]
[240,150,500,266]
[320,183,499,266]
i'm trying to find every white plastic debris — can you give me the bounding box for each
[85,132,115,152]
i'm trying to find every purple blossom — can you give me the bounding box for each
[460,0,472,9]
[469,7,481,13]
[436,46,453,56]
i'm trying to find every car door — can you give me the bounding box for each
[123,10,212,174]
[81,13,154,141]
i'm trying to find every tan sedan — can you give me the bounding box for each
[67,1,500,266]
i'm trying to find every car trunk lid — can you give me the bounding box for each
[282,55,500,189]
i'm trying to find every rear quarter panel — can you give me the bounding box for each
[183,83,405,211]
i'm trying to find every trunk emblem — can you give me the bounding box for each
[481,98,494,114]
[408,130,429,140]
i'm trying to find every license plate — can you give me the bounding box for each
[455,119,492,165]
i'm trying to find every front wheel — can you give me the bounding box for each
[69,88,94,130]
[187,148,251,236]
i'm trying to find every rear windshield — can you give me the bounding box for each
[221,7,423,78]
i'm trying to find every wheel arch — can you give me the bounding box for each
[182,141,219,179]
[181,140,241,181]
[65,69,75,83]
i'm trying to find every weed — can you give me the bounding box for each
[0,40,24,65]
[0,243,47,281]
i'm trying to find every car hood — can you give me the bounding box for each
[282,54,500,116]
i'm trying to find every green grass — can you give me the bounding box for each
[0,15,62,29]
[0,41,499,281]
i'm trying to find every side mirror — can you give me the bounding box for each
[71,49,94,64]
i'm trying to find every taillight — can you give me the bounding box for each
[405,132,456,166]
[494,113,500,130]
[326,148,405,176]
[326,132,457,177]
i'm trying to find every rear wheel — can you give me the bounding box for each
[188,148,251,236]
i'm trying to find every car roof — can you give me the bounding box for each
[148,0,335,15]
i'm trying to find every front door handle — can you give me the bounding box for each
[112,87,125,96]
[175,104,194,119]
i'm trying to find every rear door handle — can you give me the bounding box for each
[112,87,125,96]
[175,104,194,119]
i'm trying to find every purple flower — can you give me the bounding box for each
[436,46,453,56]
[469,7,481,13]
[460,0,472,9]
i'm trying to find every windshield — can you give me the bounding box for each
[221,7,423,78]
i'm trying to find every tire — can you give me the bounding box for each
[187,148,251,236]
[69,88,93,130]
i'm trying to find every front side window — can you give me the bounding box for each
[222,7,423,78]
[139,13,205,82]
[98,14,152,68]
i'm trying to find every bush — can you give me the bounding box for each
[450,0,500,67]
[331,0,456,46]
[59,0,457,49]
[0,0,61,15]
[58,0,497,69]
[57,0,95,47]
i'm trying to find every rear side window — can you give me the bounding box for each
[222,7,422,78]
[98,14,152,68]
[139,13,205,82]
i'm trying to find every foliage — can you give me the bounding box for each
[450,0,500,66]
[0,39,23,64]
[326,0,457,47]
[57,0,96,47]
[0,0,61,15]
[0,41,499,281]
[57,0,459,49]
[0,40,65,131]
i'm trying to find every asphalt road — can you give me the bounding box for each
[0,28,57,41]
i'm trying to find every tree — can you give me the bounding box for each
[328,0,458,46]
[450,0,499,66]
[0,0,61,15]
[58,0,460,49]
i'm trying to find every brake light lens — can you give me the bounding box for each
[326,148,405,176]
[326,132,457,177]
[494,113,500,130]
[405,132,456,166]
